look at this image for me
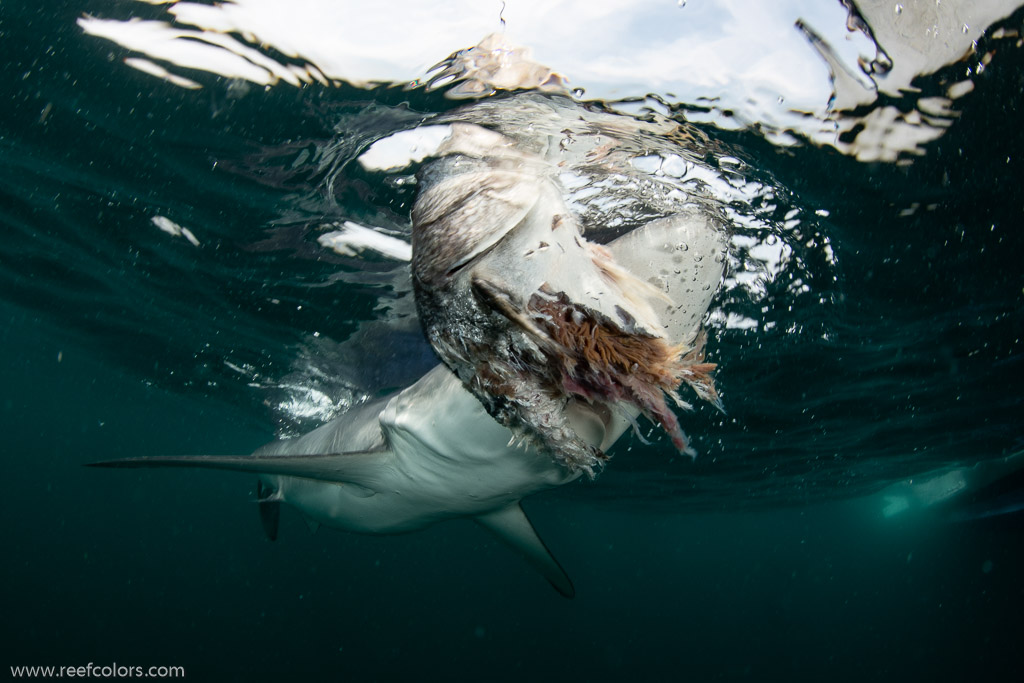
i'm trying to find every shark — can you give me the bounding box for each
[90,124,727,598]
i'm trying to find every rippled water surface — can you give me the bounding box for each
[3,1,1023,681]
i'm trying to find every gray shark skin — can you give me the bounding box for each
[90,131,727,597]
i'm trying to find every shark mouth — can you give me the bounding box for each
[525,289,720,459]
[472,272,721,471]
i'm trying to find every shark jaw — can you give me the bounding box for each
[89,170,727,600]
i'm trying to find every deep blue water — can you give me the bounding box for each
[3,2,1023,681]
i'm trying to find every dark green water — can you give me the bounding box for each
[2,2,1023,681]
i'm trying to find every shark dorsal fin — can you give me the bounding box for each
[475,503,575,599]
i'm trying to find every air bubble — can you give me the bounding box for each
[894,4,903,15]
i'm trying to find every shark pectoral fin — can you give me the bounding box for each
[256,480,280,542]
[85,450,390,488]
[475,503,575,599]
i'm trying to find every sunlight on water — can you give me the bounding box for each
[78,0,1024,161]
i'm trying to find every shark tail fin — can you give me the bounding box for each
[256,480,280,542]
[476,503,575,599]
[84,450,389,486]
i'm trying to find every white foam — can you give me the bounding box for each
[318,221,411,261]
[151,215,201,246]
[357,126,454,172]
